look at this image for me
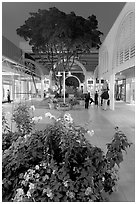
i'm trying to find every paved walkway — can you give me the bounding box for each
[2,100,135,202]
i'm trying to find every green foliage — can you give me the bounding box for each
[2,111,10,134]
[106,127,132,168]
[12,103,35,135]
[16,7,103,93]
[2,115,132,202]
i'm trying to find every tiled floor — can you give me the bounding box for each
[2,100,135,202]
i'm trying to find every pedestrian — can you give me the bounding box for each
[7,89,11,103]
[94,91,98,107]
[43,90,46,98]
[102,90,109,110]
[84,92,90,109]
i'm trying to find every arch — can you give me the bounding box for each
[70,59,87,76]
[65,74,81,88]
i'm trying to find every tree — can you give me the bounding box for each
[16,7,103,92]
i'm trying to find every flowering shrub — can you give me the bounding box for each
[2,113,132,202]
[12,103,35,135]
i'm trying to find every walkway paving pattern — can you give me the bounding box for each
[2,100,135,202]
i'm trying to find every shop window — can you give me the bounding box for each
[101,79,104,83]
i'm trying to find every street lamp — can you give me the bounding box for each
[56,71,71,104]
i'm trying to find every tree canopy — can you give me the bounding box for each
[17,7,103,89]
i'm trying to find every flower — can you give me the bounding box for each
[32,117,39,122]
[102,177,105,182]
[16,188,24,195]
[66,191,75,198]
[26,190,31,198]
[38,116,43,121]
[43,187,53,198]
[64,113,73,123]
[29,183,35,190]
[63,180,68,187]
[30,105,35,111]
[35,165,40,170]
[52,170,56,174]
[87,130,94,137]
[45,112,56,120]
[21,180,26,186]
[85,187,92,195]
[13,188,24,202]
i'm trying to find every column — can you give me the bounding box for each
[109,73,115,110]
[11,75,15,101]
[84,74,87,93]
[98,78,102,104]
[41,76,44,99]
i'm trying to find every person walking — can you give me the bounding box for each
[102,90,109,110]
[94,91,98,107]
[85,92,90,109]
[7,89,11,103]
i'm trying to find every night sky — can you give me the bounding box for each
[2,1,126,47]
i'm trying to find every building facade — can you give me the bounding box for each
[2,36,41,103]
[95,2,135,110]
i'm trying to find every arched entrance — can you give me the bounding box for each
[65,75,80,88]
[65,75,81,94]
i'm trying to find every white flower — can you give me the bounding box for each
[52,170,56,174]
[87,130,94,137]
[27,190,31,198]
[32,117,39,122]
[63,180,68,187]
[66,191,75,198]
[85,187,92,195]
[30,105,35,111]
[102,177,105,182]
[21,180,26,186]
[68,191,75,198]
[35,165,40,170]
[45,112,56,120]
[38,116,43,121]
[29,183,35,190]
[64,113,73,123]
[16,188,24,195]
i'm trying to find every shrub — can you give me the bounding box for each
[2,114,132,202]
[12,103,35,135]
[2,110,10,134]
